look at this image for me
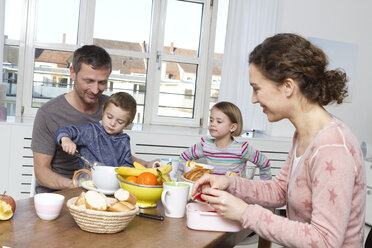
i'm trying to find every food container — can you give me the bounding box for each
[67,196,138,234]
[117,175,163,208]
[184,161,214,173]
[186,203,242,232]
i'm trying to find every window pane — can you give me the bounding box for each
[2,45,19,116]
[93,0,152,51]
[210,0,229,107]
[35,0,79,44]
[107,55,148,124]
[163,0,203,57]
[4,0,22,40]
[158,61,197,118]
[214,0,229,54]
[210,65,221,108]
[32,49,73,108]
[32,50,147,123]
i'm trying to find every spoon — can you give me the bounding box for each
[75,151,106,170]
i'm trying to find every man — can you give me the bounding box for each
[32,45,157,193]
[31,45,112,193]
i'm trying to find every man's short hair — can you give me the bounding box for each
[72,45,112,74]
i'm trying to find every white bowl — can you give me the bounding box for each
[91,166,120,191]
[183,161,214,173]
[34,193,65,220]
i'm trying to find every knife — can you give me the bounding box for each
[137,212,164,221]
[137,208,164,221]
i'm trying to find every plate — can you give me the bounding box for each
[81,180,117,195]
[180,175,195,184]
[184,161,214,173]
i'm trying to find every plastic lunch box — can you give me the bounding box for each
[186,203,242,232]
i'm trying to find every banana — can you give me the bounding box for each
[115,164,172,177]
[157,168,172,183]
[133,161,146,169]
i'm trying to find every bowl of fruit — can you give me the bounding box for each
[115,162,172,208]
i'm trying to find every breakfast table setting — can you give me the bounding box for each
[0,160,255,248]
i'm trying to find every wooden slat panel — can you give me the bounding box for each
[134,146,188,157]
[22,138,32,145]
[267,161,285,168]
[21,165,34,175]
[22,148,33,157]
[262,152,288,160]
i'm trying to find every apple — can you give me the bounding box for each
[0,191,16,220]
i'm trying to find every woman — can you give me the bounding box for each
[192,33,366,247]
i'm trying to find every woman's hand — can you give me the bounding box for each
[202,188,248,222]
[192,174,231,196]
[61,137,77,155]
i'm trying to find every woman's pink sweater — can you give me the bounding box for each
[228,118,366,247]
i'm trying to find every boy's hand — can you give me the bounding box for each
[61,137,77,155]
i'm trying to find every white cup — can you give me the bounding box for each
[161,182,190,218]
[34,193,65,220]
[153,158,180,181]
[91,166,120,191]
[244,164,256,180]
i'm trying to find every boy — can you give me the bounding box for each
[55,92,137,168]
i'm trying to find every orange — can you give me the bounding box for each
[136,172,157,185]
[125,176,138,184]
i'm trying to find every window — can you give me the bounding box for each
[209,0,229,109]
[1,0,229,127]
[1,0,24,116]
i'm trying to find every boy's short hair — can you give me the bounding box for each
[212,101,243,137]
[103,92,137,124]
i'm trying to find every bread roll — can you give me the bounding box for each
[184,168,201,180]
[75,192,86,206]
[189,170,204,181]
[184,168,213,181]
[121,201,135,210]
[85,190,108,211]
[108,202,132,212]
[114,188,137,205]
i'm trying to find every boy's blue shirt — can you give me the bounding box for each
[55,121,134,169]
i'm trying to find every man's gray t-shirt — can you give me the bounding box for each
[31,94,109,193]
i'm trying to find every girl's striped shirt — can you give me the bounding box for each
[179,137,272,180]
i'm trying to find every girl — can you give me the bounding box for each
[179,101,272,180]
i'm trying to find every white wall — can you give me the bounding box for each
[270,0,372,145]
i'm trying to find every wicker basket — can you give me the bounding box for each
[67,197,139,234]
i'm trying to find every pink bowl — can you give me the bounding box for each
[34,193,65,220]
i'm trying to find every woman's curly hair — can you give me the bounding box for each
[249,33,348,105]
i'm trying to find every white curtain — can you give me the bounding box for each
[218,0,279,131]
